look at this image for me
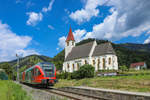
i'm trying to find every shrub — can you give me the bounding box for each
[0,71,8,80]
[119,65,128,71]
[57,72,72,79]
[73,64,95,79]
[57,64,95,79]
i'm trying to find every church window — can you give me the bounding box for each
[67,63,70,71]
[77,63,79,70]
[103,58,106,69]
[67,41,69,46]
[93,60,95,65]
[97,59,100,70]
[109,57,111,65]
[85,60,87,64]
[72,64,75,71]
[72,41,74,45]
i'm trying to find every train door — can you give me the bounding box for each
[31,69,34,83]
[34,68,41,83]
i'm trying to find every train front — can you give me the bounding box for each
[41,62,57,86]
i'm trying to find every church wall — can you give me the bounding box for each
[63,57,89,72]
[63,54,118,72]
[65,40,75,58]
[91,54,118,71]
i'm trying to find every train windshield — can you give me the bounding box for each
[42,63,54,77]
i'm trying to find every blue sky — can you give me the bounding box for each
[0,0,150,62]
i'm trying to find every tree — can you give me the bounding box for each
[0,63,13,79]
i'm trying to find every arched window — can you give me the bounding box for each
[109,57,111,65]
[67,63,70,71]
[72,41,74,45]
[72,64,75,71]
[67,41,69,46]
[103,58,106,69]
[97,59,100,70]
[77,63,79,70]
[93,60,95,65]
[85,60,87,64]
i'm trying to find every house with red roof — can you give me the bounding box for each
[130,62,147,70]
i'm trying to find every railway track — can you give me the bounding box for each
[20,83,150,100]
[20,83,107,100]
[44,87,109,100]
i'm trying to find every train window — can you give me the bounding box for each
[44,69,53,77]
[35,68,39,76]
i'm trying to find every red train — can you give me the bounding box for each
[21,62,57,87]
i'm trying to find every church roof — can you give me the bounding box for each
[66,27,75,42]
[65,41,94,61]
[92,42,116,57]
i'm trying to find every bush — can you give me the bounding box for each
[119,65,128,71]
[57,64,95,79]
[0,71,8,80]
[56,72,72,79]
[72,64,95,79]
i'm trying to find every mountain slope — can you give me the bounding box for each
[52,38,150,69]
[118,43,150,53]
[0,38,150,73]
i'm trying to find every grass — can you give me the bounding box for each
[54,74,150,92]
[119,70,150,74]
[0,80,32,100]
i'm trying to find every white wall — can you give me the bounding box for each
[91,54,118,71]
[65,40,75,58]
[63,57,89,72]
[63,54,118,72]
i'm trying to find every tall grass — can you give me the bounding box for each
[0,80,32,100]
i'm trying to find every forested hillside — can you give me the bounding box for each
[53,38,150,69]
[0,38,150,79]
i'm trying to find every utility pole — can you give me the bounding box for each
[16,54,20,82]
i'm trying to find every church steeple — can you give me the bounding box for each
[66,27,75,42]
[65,26,75,59]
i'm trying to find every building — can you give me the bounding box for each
[63,27,118,72]
[130,62,147,70]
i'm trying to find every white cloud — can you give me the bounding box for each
[144,36,150,44]
[146,30,150,35]
[26,0,55,26]
[69,0,150,41]
[16,49,39,57]
[58,36,66,49]
[73,29,86,42]
[26,12,43,26]
[0,21,38,62]
[42,0,55,13]
[58,0,150,48]
[48,25,54,30]
[69,0,107,24]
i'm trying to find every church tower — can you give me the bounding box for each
[65,27,75,59]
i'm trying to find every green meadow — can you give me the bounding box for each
[0,80,31,100]
[55,74,150,92]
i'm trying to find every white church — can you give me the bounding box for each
[63,27,118,72]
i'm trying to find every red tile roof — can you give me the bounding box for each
[66,27,75,42]
[130,62,145,68]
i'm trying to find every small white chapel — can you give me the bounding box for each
[63,27,118,72]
